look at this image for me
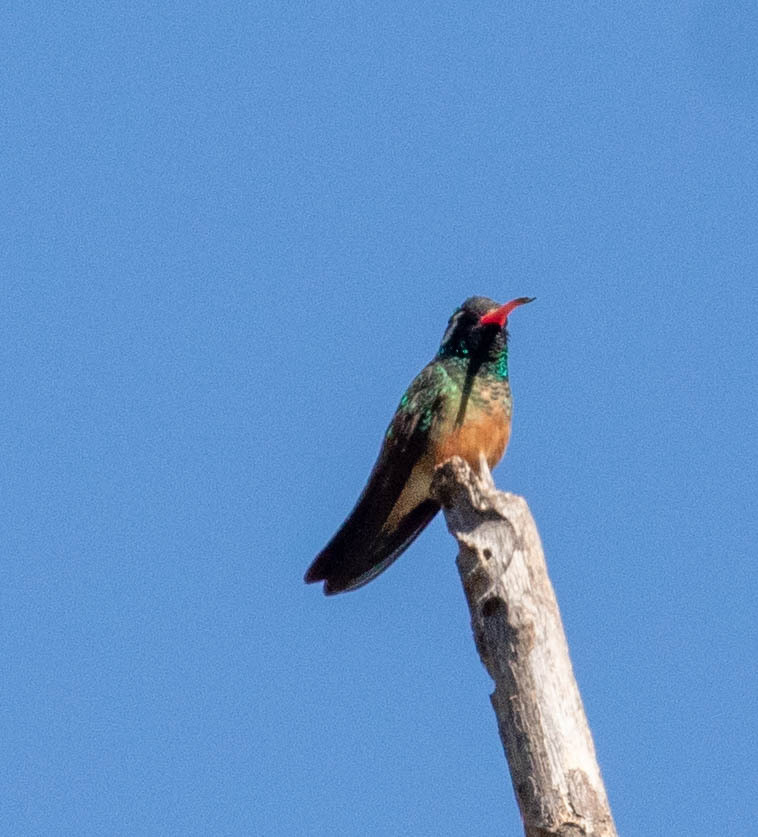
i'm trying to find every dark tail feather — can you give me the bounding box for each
[304,499,439,595]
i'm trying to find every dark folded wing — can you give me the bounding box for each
[305,365,444,594]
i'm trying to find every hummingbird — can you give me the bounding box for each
[304,295,534,595]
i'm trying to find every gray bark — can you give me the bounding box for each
[430,456,617,837]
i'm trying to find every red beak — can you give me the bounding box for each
[479,297,536,328]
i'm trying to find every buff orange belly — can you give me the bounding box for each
[434,407,511,471]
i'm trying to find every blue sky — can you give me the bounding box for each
[3,3,757,835]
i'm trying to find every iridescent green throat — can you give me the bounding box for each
[437,343,509,382]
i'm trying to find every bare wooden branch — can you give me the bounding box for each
[430,456,617,837]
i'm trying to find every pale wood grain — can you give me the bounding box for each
[431,456,617,837]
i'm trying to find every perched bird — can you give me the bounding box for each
[305,295,534,595]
